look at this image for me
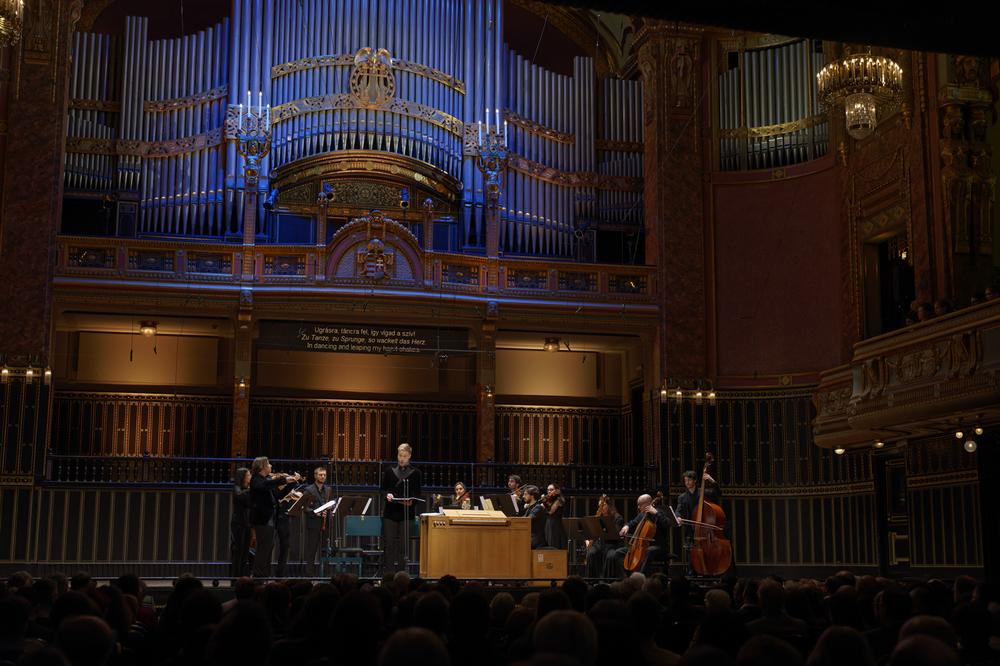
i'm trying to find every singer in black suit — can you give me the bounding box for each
[380,443,422,573]
[302,466,333,577]
[248,457,300,579]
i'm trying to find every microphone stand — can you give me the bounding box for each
[402,476,410,569]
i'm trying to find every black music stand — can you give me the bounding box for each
[564,518,590,541]
[579,516,610,543]
[481,493,518,517]
[287,492,315,517]
[598,515,623,543]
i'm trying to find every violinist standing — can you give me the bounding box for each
[380,443,422,574]
[302,466,332,578]
[676,470,721,575]
[615,493,672,575]
[249,457,300,579]
[543,483,568,550]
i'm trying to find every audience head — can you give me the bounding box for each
[533,610,598,666]
[206,601,273,666]
[806,626,874,666]
[876,586,913,623]
[537,588,572,620]
[897,615,957,650]
[705,588,732,613]
[757,580,786,615]
[737,634,804,666]
[916,303,935,321]
[412,590,450,636]
[45,573,69,596]
[985,285,999,301]
[933,300,953,317]
[970,292,985,306]
[70,571,93,592]
[449,590,491,640]
[888,635,959,666]
[626,591,663,639]
[490,592,515,627]
[904,311,919,326]
[0,596,31,640]
[54,615,116,666]
[682,645,737,666]
[380,627,451,666]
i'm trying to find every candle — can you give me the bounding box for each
[265,103,270,130]
[503,121,507,147]
[495,108,500,129]
[247,90,251,112]
[258,91,262,115]
[479,121,483,142]
[485,108,490,133]
[238,103,243,129]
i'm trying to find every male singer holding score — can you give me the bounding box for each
[380,443,422,574]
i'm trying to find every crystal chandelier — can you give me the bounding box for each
[817,47,903,140]
[0,0,23,48]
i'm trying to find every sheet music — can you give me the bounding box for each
[313,498,339,514]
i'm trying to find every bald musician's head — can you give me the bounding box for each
[638,494,652,504]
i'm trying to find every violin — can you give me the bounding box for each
[280,488,304,503]
[586,494,609,549]
[542,488,562,504]
[689,453,732,576]
[622,491,663,573]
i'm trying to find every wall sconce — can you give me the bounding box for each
[663,377,717,407]
[25,366,34,384]
[542,338,560,353]
[674,389,683,405]
[834,447,846,455]
[694,391,703,406]
[659,385,668,404]
[708,391,716,407]
[44,367,52,385]
[1,365,8,384]
[139,322,157,337]
[237,375,247,399]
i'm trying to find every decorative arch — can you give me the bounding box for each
[326,210,424,286]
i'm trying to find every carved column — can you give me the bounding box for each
[637,25,707,379]
[0,0,78,486]
[476,301,499,463]
[422,198,434,251]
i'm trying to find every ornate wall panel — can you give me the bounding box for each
[496,406,627,467]
[50,393,233,458]
[246,399,477,464]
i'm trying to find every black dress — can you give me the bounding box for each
[231,483,252,578]
[544,495,568,550]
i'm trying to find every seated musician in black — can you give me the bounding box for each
[614,493,671,575]
[676,469,720,575]
[522,485,552,549]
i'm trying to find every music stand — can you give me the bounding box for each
[319,496,373,577]
[598,515,623,543]
[564,518,591,541]
[579,516,610,544]
[287,492,315,517]
[664,505,682,528]
[481,493,518,517]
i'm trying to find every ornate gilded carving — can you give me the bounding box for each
[503,108,574,144]
[65,129,226,159]
[271,54,466,95]
[317,181,411,209]
[887,348,941,384]
[595,140,645,153]
[943,330,982,379]
[145,85,228,112]
[69,99,122,113]
[968,104,994,255]
[22,0,54,65]
[819,386,853,415]
[272,93,464,138]
[941,103,974,254]
[608,274,646,295]
[719,114,827,140]
[508,153,644,193]
[350,48,396,107]
[558,272,598,292]
[507,269,547,290]
[670,39,696,108]
[860,357,888,399]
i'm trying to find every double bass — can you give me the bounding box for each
[622,491,663,572]
[689,453,732,575]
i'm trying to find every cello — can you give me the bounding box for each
[689,453,732,575]
[622,491,663,572]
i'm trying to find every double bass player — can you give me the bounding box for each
[676,469,721,575]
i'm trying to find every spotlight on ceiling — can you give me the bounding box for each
[139,322,157,337]
[542,338,560,353]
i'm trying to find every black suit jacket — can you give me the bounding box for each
[625,507,672,549]
[302,483,332,530]
[380,464,422,521]
[525,502,548,548]
[249,474,291,526]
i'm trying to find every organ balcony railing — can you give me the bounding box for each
[54,235,658,304]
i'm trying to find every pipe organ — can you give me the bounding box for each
[63,0,645,259]
[717,38,829,171]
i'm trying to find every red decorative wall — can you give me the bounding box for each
[713,166,843,376]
